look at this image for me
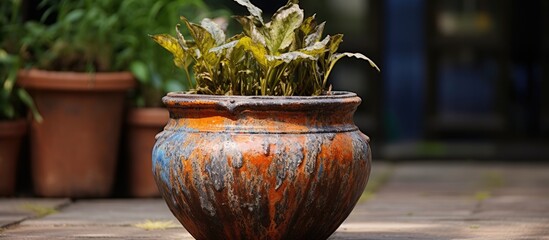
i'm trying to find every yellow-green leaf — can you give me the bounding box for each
[300,14,317,37]
[201,18,226,46]
[210,40,238,54]
[237,36,268,67]
[323,52,380,89]
[175,24,187,49]
[233,0,264,24]
[17,89,42,122]
[331,52,380,72]
[130,61,149,83]
[150,34,186,68]
[266,51,317,66]
[181,17,217,57]
[234,16,254,37]
[328,34,344,55]
[304,22,325,47]
[300,35,330,56]
[265,3,304,54]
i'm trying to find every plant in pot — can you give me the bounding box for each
[123,0,231,198]
[0,0,41,196]
[151,0,379,239]
[17,0,136,197]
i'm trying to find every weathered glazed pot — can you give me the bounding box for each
[152,91,371,240]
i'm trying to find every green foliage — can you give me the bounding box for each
[1,0,41,121]
[22,0,123,72]
[1,0,24,54]
[121,0,231,107]
[152,0,379,96]
[20,0,230,107]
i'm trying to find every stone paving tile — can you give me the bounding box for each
[19,199,177,227]
[331,162,549,240]
[1,199,189,239]
[0,198,70,228]
[330,220,549,240]
[1,225,192,239]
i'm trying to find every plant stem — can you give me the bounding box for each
[183,68,193,90]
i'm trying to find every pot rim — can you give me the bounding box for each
[166,91,357,100]
[17,68,135,91]
[127,107,169,127]
[163,91,361,113]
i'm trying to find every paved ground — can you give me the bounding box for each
[1,162,548,239]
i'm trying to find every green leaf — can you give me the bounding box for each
[2,104,15,120]
[331,52,380,72]
[328,34,344,54]
[16,88,42,122]
[234,16,266,46]
[300,14,317,37]
[209,40,238,55]
[226,33,245,43]
[236,36,268,67]
[149,34,187,68]
[175,24,188,49]
[130,61,149,83]
[201,18,226,46]
[233,0,264,24]
[304,22,325,47]
[265,3,304,54]
[233,16,254,36]
[300,35,330,56]
[64,9,84,23]
[267,51,317,65]
[323,52,380,89]
[229,43,246,64]
[181,17,217,63]
[165,80,185,93]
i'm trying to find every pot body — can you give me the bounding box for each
[126,107,169,197]
[153,92,371,240]
[18,69,134,197]
[0,119,27,196]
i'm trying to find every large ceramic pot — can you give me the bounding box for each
[18,69,135,197]
[153,91,371,240]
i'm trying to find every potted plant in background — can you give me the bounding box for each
[123,0,230,198]
[17,0,135,197]
[0,51,30,197]
[151,0,379,239]
[0,0,41,197]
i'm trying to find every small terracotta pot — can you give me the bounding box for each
[17,69,135,197]
[126,107,169,197]
[153,91,371,240]
[0,119,27,196]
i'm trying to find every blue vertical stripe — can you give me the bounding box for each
[383,0,425,141]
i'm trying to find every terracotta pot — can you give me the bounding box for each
[0,119,27,196]
[17,69,135,197]
[126,107,169,197]
[153,91,371,240]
